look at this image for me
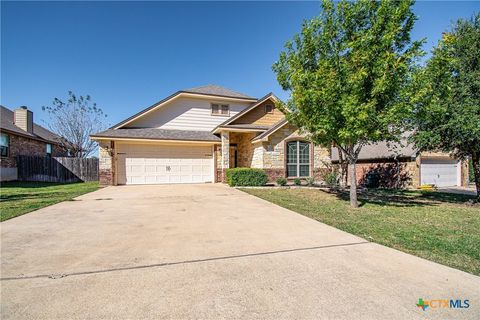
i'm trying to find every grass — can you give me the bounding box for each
[240,187,480,276]
[0,181,99,221]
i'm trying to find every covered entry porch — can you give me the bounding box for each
[215,127,268,182]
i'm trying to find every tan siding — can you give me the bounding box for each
[125,97,252,131]
[231,99,284,126]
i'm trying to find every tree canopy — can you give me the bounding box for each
[411,13,480,200]
[43,91,107,158]
[273,0,423,207]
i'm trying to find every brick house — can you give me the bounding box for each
[90,85,468,188]
[0,106,68,181]
[331,140,470,188]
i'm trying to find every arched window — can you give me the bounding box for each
[286,141,310,177]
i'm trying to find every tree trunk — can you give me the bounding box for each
[472,152,480,202]
[349,162,359,208]
[338,149,348,188]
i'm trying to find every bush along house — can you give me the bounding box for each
[0,106,68,181]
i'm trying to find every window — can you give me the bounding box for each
[0,133,9,157]
[265,104,274,114]
[286,141,310,177]
[46,143,52,156]
[211,103,229,116]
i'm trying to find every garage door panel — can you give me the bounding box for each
[421,159,458,187]
[145,176,157,184]
[128,176,145,185]
[130,165,144,173]
[192,175,203,183]
[116,144,213,185]
[145,165,157,173]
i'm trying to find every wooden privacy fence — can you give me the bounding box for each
[16,156,99,183]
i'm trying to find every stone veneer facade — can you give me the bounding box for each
[216,123,332,183]
[98,141,115,186]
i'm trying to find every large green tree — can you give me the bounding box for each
[412,13,480,201]
[273,0,423,207]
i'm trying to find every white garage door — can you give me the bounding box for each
[421,158,459,187]
[116,143,213,185]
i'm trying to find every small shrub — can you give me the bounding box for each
[225,168,267,187]
[294,178,302,186]
[276,177,287,186]
[365,172,380,188]
[305,177,315,186]
[324,171,339,187]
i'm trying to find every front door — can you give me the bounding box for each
[229,145,238,168]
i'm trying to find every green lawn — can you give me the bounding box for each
[240,187,480,275]
[0,181,99,221]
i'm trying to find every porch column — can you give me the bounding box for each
[99,140,115,186]
[221,131,230,182]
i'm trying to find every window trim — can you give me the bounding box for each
[285,140,311,178]
[264,104,274,114]
[0,133,9,157]
[211,103,230,116]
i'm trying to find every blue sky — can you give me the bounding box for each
[1,1,479,127]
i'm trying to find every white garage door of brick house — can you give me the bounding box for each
[420,158,460,187]
[116,143,214,185]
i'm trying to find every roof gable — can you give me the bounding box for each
[231,98,284,126]
[212,93,282,133]
[112,86,257,129]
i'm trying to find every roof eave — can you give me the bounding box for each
[0,127,61,145]
[251,119,289,142]
[90,135,221,144]
[212,127,267,134]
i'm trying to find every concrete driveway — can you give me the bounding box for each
[1,184,479,319]
[438,185,478,196]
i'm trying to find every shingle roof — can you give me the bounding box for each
[251,118,289,141]
[183,85,254,99]
[91,128,221,142]
[331,139,418,161]
[0,106,63,144]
